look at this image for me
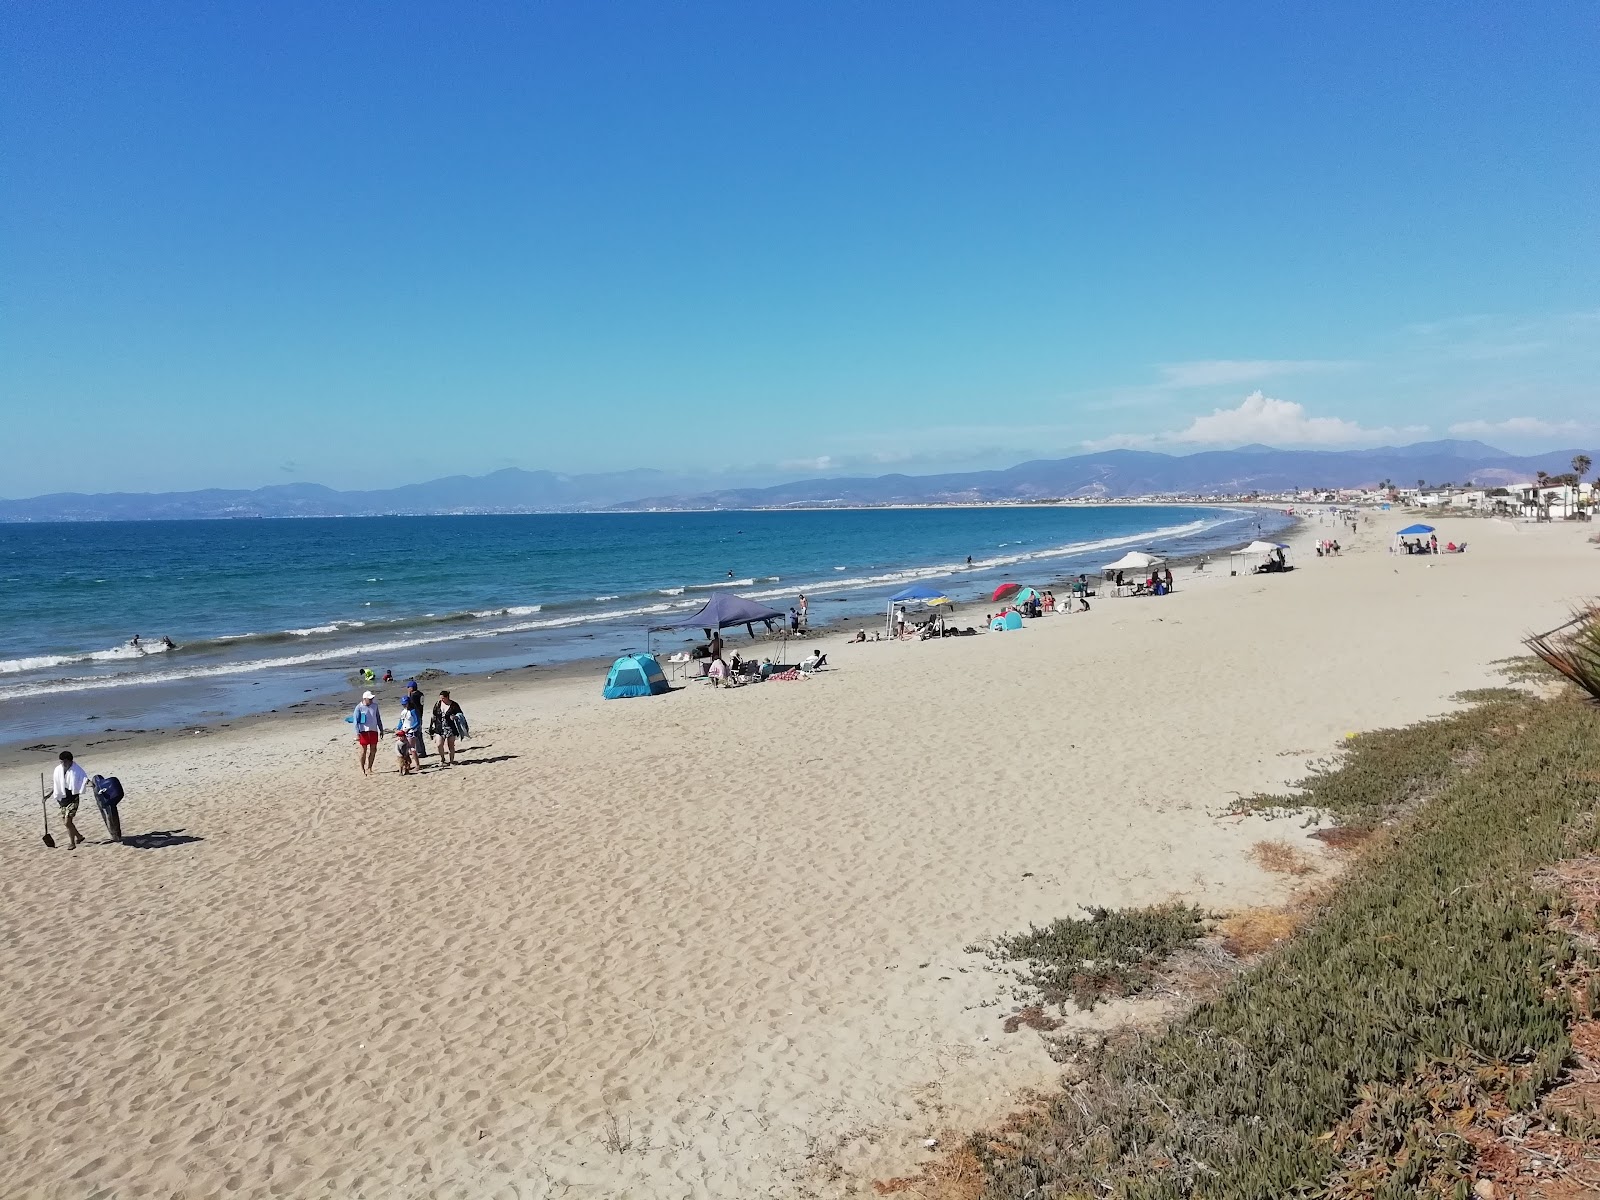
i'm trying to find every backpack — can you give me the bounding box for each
[93,775,125,806]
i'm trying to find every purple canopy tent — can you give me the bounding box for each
[652,592,786,638]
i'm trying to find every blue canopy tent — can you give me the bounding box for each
[886,582,950,636]
[603,653,669,699]
[1394,522,1437,554]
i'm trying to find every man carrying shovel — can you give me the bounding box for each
[48,751,90,850]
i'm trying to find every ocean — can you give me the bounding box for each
[0,505,1289,743]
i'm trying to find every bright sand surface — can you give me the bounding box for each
[1,515,1594,1199]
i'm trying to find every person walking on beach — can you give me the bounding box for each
[797,593,808,629]
[402,679,428,760]
[432,690,463,767]
[396,701,424,771]
[48,751,90,849]
[353,690,384,776]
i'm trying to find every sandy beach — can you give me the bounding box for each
[1,513,1594,1200]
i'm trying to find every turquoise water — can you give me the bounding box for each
[0,505,1287,740]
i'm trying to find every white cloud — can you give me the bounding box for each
[1447,417,1586,440]
[1084,391,1426,452]
[1156,359,1348,389]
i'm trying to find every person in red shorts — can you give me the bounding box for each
[352,689,385,777]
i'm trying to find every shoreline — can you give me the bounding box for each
[0,505,1294,763]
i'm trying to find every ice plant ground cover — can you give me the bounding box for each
[960,681,1600,1199]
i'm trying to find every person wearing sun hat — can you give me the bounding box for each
[352,690,384,777]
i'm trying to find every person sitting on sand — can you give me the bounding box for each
[849,629,866,643]
[382,668,393,683]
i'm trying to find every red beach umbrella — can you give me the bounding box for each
[991,582,1022,602]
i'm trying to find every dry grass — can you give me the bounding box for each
[1249,838,1318,876]
[871,1143,987,1199]
[1310,825,1373,851]
[1217,907,1306,958]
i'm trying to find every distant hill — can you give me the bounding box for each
[0,442,1589,521]
[0,468,749,522]
[610,442,1593,509]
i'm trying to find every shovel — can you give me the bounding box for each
[40,773,56,848]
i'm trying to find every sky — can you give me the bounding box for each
[3,2,1597,496]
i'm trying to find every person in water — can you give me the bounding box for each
[130,634,141,649]
[161,636,176,650]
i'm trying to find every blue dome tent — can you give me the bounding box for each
[603,653,669,699]
[990,610,1023,632]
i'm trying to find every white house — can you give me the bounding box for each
[1517,482,1593,520]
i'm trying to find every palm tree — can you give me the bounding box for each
[1575,455,1592,514]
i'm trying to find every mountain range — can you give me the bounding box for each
[1,441,1589,521]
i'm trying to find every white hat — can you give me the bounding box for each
[361,690,374,700]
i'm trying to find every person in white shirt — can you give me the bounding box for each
[49,750,90,849]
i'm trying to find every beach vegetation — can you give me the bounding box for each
[979,903,1209,1010]
[1525,604,1600,705]
[968,688,1600,1198]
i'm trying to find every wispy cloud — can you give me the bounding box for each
[1403,309,1600,363]
[1448,416,1587,440]
[1155,359,1351,389]
[1083,391,1426,451]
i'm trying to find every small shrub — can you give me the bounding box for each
[983,903,1208,1010]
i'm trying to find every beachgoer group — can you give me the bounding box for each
[352,680,470,775]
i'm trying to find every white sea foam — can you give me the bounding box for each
[0,641,169,675]
[658,587,685,596]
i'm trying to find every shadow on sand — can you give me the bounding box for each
[120,829,205,850]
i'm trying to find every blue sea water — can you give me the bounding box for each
[0,505,1288,742]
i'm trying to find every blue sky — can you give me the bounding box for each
[3,2,1596,496]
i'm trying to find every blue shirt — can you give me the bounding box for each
[353,700,383,733]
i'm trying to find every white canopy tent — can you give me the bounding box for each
[1229,540,1290,575]
[1103,550,1165,572]
[1102,550,1168,596]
